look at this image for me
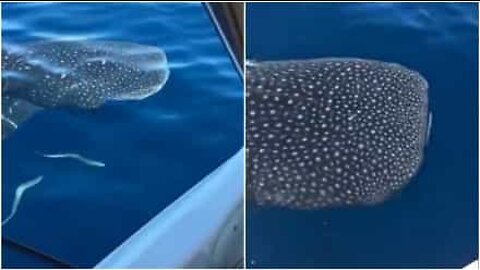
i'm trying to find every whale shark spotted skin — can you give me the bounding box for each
[2,40,170,138]
[246,58,429,209]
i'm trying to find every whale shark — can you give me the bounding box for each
[246,58,429,209]
[2,40,170,138]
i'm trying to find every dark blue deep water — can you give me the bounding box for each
[2,3,243,268]
[247,3,478,268]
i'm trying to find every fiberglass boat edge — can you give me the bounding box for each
[95,148,244,268]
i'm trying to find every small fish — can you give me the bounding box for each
[2,114,18,129]
[426,112,433,145]
[37,152,105,167]
[3,176,43,226]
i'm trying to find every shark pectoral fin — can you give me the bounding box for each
[2,96,42,139]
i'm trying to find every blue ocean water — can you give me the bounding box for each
[2,3,243,268]
[246,3,478,268]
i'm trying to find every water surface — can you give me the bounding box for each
[2,3,243,267]
[246,3,478,268]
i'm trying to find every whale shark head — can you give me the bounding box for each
[2,40,169,108]
[246,58,429,209]
[1,40,170,138]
